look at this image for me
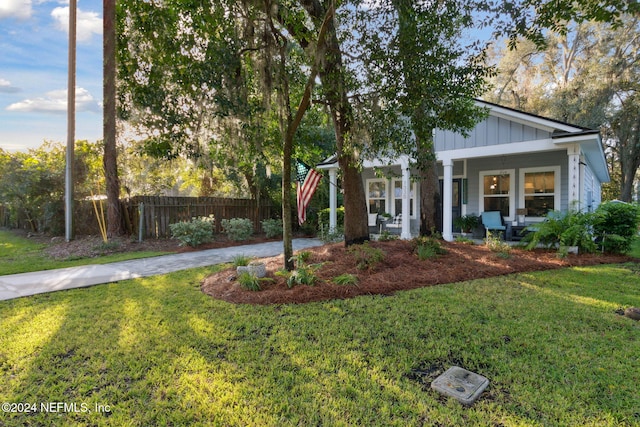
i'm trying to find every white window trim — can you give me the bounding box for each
[519,166,561,221]
[391,178,417,219]
[479,169,516,221]
[366,178,388,215]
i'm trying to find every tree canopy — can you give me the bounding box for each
[486,13,640,201]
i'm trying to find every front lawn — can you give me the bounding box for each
[1,261,639,426]
[0,230,169,275]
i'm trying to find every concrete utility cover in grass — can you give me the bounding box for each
[431,366,489,405]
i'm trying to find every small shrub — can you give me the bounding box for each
[237,272,261,291]
[318,224,344,243]
[377,230,399,241]
[232,254,252,267]
[454,235,474,245]
[415,244,438,260]
[412,236,447,260]
[169,215,215,247]
[485,231,511,258]
[333,273,358,286]
[348,242,385,270]
[221,218,254,241]
[318,206,345,231]
[593,202,640,254]
[261,218,283,238]
[290,251,312,267]
[278,264,322,288]
[287,266,317,287]
[523,210,596,254]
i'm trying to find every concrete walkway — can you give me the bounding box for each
[0,238,324,301]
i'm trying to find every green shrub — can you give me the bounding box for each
[261,218,283,238]
[454,235,474,244]
[412,236,447,260]
[232,254,252,267]
[318,225,344,243]
[592,202,640,254]
[318,207,345,242]
[169,215,215,247]
[290,250,312,267]
[348,242,385,270]
[333,273,359,286]
[318,207,345,232]
[377,230,399,241]
[277,263,322,288]
[221,218,254,241]
[485,232,511,258]
[286,266,317,287]
[523,210,596,254]
[237,272,262,291]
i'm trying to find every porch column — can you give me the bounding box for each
[400,157,411,239]
[567,145,580,209]
[329,168,338,232]
[442,159,454,242]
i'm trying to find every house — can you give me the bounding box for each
[317,100,610,241]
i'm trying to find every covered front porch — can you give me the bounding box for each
[318,138,606,242]
[318,155,416,240]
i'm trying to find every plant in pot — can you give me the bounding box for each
[454,214,480,235]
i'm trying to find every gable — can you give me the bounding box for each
[435,115,552,152]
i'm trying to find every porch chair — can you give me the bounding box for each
[481,211,507,240]
[385,213,402,233]
[368,213,380,233]
[368,213,378,227]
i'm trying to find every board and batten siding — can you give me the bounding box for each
[434,115,552,152]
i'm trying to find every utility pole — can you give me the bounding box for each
[65,0,77,242]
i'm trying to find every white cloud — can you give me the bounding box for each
[0,0,32,20]
[0,78,21,93]
[6,87,101,113]
[51,6,102,42]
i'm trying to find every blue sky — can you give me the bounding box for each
[0,0,103,152]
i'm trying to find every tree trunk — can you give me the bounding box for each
[620,155,640,202]
[419,160,441,235]
[280,43,295,271]
[300,0,368,245]
[104,0,123,237]
[282,147,294,271]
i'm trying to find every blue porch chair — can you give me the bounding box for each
[481,211,507,239]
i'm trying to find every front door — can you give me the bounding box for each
[438,178,462,233]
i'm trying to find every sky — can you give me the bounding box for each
[0,0,103,152]
[0,1,498,153]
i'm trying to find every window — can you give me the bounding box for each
[480,170,514,219]
[392,179,416,218]
[367,179,387,214]
[520,166,560,218]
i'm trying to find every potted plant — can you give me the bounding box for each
[454,214,480,234]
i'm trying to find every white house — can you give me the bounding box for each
[317,100,610,241]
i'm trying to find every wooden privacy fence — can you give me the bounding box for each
[122,196,276,239]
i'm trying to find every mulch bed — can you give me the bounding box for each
[201,240,635,305]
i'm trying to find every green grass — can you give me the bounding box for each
[628,236,640,258]
[0,230,169,275]
[1,261,639,426]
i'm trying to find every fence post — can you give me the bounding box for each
[138,202,144,243]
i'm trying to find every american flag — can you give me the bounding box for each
[296,159,322,225]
